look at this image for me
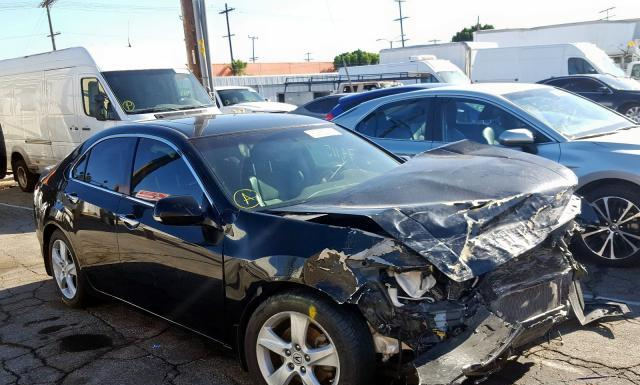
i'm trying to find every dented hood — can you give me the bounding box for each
[273,141,580,281]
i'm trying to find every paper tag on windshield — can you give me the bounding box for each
[304,127,342,138]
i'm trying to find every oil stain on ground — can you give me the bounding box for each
[60,334,113,352]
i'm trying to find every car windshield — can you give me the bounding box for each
[192,124,399,210]
[101,69,214,114]
[217,88,265,106]
[600,76,640,90]
[504,87,635,139]
[437,70,470,84]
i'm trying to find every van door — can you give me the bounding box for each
[16,77,53,170]
[75,74,119,142]
[45,69,81,162]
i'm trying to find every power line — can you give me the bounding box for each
[599,6,615,21]
[304,52,313,62]
[393,0,408,48]
[248,35,258,63]
[219,3,236,63]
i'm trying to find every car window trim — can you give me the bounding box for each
[67,133,217,212]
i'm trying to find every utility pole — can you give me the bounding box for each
[599,7,615,20]
[428,39,440,44]
[219,3,235,63]
[393,0,408,47]
[39,0,60,51]
[180,0,213,90]
[304,52,313,62]
[248,35,258,63]
[376,38,393,49]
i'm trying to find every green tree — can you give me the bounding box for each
[230,59,247,75]
[451,24,494,42]
[333,50,380,69]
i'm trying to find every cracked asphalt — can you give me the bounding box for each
[1,177,639,385]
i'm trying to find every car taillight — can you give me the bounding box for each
[325,112,334,121]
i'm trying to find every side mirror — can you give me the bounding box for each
[265,98,271,102]
[498,128,535,146]
[153,195,204,226]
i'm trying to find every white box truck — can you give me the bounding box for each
[337,57,471,85]
[0,47,220,191]
[379,42,626,83]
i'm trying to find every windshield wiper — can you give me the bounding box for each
[130,104,211,114]
[575,126,637,140]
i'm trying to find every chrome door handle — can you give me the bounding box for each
[65,193,79,204]
[118,214,140,230]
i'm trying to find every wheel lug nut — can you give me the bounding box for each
[304,355,310,362]
[285,349,291,356]
[294,344,301,351]
[287,363,295,370]
[300,366,306,373]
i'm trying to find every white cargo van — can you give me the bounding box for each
[337,57,471,85]
[470,42,626,83]
[0,47,220,191]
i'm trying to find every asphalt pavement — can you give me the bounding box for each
[1,177,639,385]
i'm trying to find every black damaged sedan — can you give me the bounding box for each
[34,114,626,385]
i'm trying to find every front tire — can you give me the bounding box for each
[621,103,640,123]
[13,158,37,192]
[49,230,90,307]
[244,290,375,385]
[574,183,640,267]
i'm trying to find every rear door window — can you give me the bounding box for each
[356,98,431,141]
[82,137,137,193]
[564,78,604,93]
[130,138,204,204]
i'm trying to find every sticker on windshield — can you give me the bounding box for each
[121,100,136,112]
[304,127,342,138]
[233,189,260,209]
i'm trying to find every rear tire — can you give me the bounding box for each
[244,290,375,385]
[48,230,91,308]
[573,183,640,267]
[13,158,37,192]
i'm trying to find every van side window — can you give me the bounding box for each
[419,74,438,83]
[568,58,597,75]
[81,78,111,119]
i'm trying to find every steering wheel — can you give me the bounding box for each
[325,157,353,182]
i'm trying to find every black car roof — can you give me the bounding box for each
[142,113,331,139]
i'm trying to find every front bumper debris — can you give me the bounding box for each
[412,280,630,385]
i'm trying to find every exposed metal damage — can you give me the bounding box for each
[269,142,630,384]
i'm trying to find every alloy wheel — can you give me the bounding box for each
[581,196,640,260]
[16,166,28,189]
[625,106,640,123]
[256,311,340,385]
[51,239,78,299]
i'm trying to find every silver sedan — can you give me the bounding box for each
[333,83,640,266]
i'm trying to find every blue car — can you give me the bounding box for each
[333,83,640,266]
[326,83,445,120]
[539,74,640,122]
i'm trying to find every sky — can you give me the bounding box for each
[0,0,639,66]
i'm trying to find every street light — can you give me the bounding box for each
[376,38,393,49]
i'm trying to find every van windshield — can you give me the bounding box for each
[436,70,471,84]
[101,69,214,114]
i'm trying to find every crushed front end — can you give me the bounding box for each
[280,142,630,384]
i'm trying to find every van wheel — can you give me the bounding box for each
[13,158,37,192]
[0,127,6,180]
[244,290,375,385]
